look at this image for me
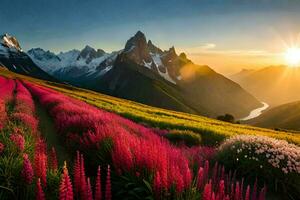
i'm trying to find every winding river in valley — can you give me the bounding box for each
[240,102,269,121]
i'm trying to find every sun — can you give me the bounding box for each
[284,47,300,66]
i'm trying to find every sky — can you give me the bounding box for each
[1,0,300,74]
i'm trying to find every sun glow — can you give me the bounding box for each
[284,47,300,66]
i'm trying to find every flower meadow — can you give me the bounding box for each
[217,135,300,199]
[2,75,297,199]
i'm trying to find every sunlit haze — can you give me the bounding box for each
[2,0,300,74]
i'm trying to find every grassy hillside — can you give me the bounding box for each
[1,68,299,146]
[248,100,300,131]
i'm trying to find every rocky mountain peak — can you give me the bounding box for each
[124,31,151,63]
[124,31,147,51]
[77,45,106,64]
[27,48,60,61]
[148,40,163,54]
[1,33,22,52]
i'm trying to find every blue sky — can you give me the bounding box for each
[1,0,300,73]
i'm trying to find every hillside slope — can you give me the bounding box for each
[1,68,299,145]
[248,100,300,131]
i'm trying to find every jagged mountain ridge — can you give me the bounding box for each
[2,31,261,118]
[0,34,55,81]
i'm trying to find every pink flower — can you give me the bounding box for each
[245,185,250,200]
[218,180,225,200]
[197,167,204,189]
[49,147,58,172]
[22,154,34,184]
[95,166,102,200]
[36,178,45,200]
[80,154,87,199]
[203,180,212,200]
[86,177,93,200]
[10,133,25,151]
[105,165,112,200]
[59,162,73,200]
[34,152,47,187]
[234,181,240,200]
[73,151,81,196]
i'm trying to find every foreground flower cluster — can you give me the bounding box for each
[219,135,300,174]
[25,82,194,194]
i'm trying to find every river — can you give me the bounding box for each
[240,102,269,121]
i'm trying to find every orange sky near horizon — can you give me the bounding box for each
[186,51,284,75]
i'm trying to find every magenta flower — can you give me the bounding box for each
[10,133,25,151]
[21,153,34,184]
[203,180,212,200]
[34,151,47,187]
[105,165,112,200]
[95,166,102,200]
[36,178,45,200]
[73,151,81,195]
[49,147,58,171]
[245,185,250,200]
[59,162,74,200]
[86,177,93,200]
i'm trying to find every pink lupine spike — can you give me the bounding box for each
[36,178,45,200]
[59,162,74,200]
[218,180,225,200]
[73,151,81,195]
[94,166,102,200]
[245,185,250,200]
[80,154,87,199]
[21,153,34,184]
[211,192,216,200]
[234,181,240,200]
[34,151,47,186]
[240,178,244,200]
[197,167,204,189]
[50,147,58,171]
[87,177,93,200]
[203,180,212,200]
[105,165,112,200]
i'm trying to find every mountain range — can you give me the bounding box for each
[0,31,262,118]
[0,34,55,81]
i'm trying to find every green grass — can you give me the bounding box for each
[1,68,300,146]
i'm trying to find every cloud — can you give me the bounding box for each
[199,43,216,49]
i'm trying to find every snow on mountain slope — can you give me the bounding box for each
[28,47,116,76]
[1,33,22,52]
[151,53,176,84]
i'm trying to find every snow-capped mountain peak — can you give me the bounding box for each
[77,45,106,64]
[1,33,22,52]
